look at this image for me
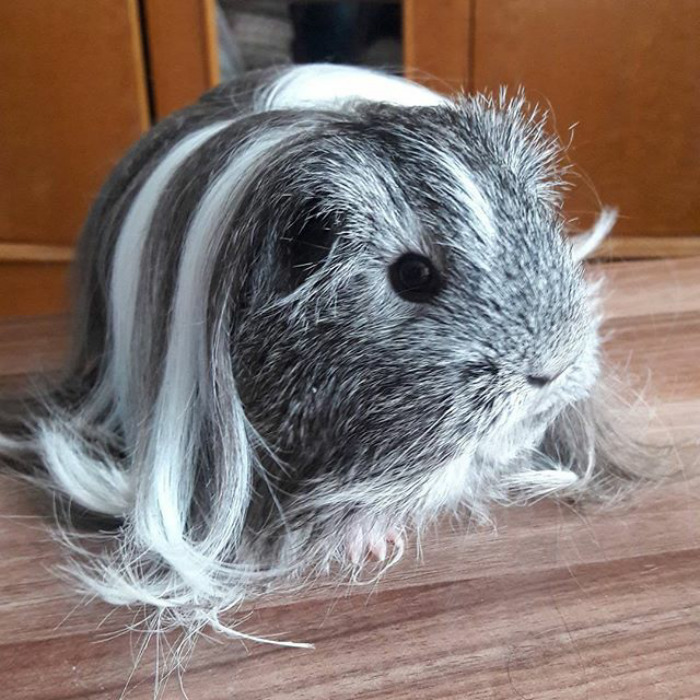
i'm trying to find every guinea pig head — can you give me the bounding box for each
[228,98,602,536]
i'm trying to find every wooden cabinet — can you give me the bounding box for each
[404,0,700,258]
[0,0,217,317]
[3,1,696,318]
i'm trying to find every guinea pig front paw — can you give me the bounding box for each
[345,521,405,566]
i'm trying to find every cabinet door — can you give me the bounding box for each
[0,0,149,317]
[143,0,219,120]
[405,0,700,257]
[404,0,472,93]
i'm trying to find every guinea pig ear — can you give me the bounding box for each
[571,208,617,262]
[283,207,339,289]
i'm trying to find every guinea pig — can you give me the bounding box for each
[0,65,647,643]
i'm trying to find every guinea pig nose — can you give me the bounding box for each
[526,370,562,388]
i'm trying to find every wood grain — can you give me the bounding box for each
[0,257,699,697]
[593,235,700,260]
[403,0,700,249]
[143,0,220,120]
[0,243,74,264]
[0,263,71,319]
[0,0,149,247]
[0,0,149,318]
[403,0,473,92]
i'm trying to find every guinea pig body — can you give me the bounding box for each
[1,65,637,638]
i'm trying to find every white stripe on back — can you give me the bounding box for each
[259,64,447,112]
[109,121,233,427]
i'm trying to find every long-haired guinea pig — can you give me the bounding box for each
[1,65,651,641]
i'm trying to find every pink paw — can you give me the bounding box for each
[346,522,405,565]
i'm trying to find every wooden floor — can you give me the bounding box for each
[1,257,699,699]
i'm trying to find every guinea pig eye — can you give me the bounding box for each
[389,253,442,303]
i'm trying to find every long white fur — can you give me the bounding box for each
[33,124,238,528]
[571,208,618,261]
[109,121,235,434]
[134,128,303,589]
[259,63,447,111]
[38,423,132,515]
[41,126,318,636]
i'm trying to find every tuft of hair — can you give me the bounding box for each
[462,88,573,208]
[503,377,672,507]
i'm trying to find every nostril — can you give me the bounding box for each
[526,371,562,388]
[526,374,552,388]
